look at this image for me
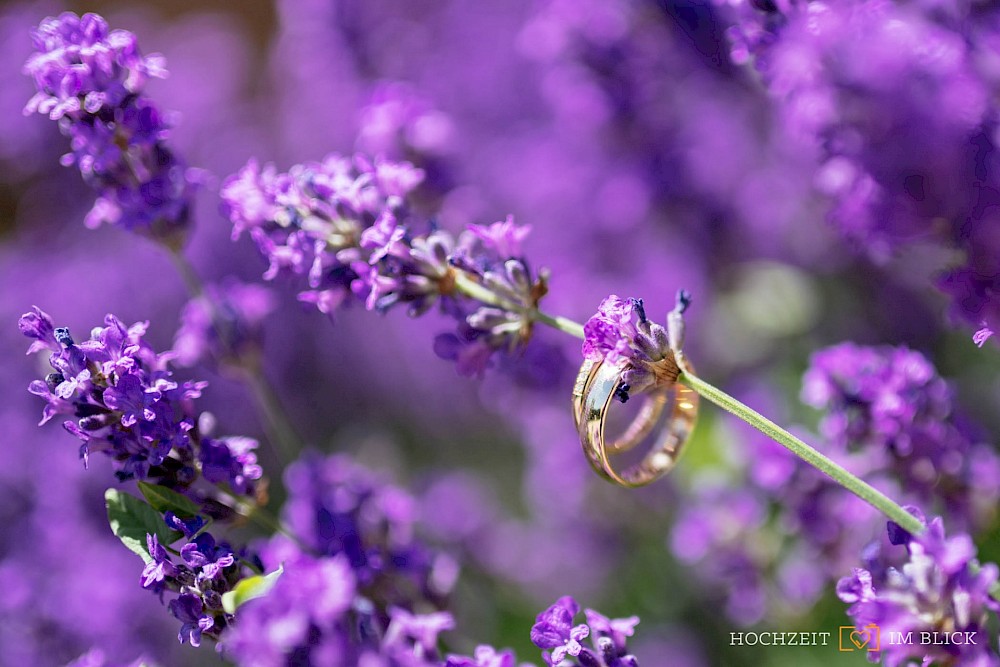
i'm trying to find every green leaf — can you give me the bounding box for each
[105,488,182,564]
[137,481,201,518]
[222,565,284,614]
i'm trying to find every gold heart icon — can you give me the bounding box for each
[850,630,871,649]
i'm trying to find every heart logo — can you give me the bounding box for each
[850,630,871,649]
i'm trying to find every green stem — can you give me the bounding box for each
[166,248,303,464]
[167,248,205,298]
[241,368,301,466]
[240,556,264,576]
[533,309,585,340]
[213,485,311,552]
[677,370,924,535]
[450,270,925,534]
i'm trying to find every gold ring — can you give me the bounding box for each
[572,358,667,454]
[572,354,698,487]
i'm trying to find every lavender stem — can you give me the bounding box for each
[167,249,303,465]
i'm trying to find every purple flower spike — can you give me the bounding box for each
[220,153,425,318]
[222,149,553,377]
[21,310,208,483]
[526,596,641,667]
[23,12,201,245]
[838,518,1000,666]
[802,343,1000,531]
[24,13,164,120]
[582,293,688,401]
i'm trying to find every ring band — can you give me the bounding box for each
[573,356,698,487]
[572,358,667,454]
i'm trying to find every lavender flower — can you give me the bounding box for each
[431,217,548,377]
[584,610,639,655]
[362,213,455,316]
[198,436,263,498]
[445,598,646,666]
[20,307,206,482]
[582,292,690,401]
[168,593,215,648]
[18,304,277,653]
[220,153,425,317]
[802,343,1000,530]
[718,0,1000,336]
[278,451,456,612]
[145,519,253,649]
[23,12,201,246]
[181,533,236,583]
[222,551,455,666]
[838,518,1000,666]
[223,151,551,377]
[531,597,590,664]
[530,597,641,667]
[19,306,265,528]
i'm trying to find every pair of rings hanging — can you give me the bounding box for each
[572,351,699,488]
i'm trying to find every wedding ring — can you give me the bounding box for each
[573,355,698,487]
[572,358,667,454]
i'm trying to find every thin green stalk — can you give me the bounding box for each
[450,270,925,534]
[213,485,312,553]
[533,309,585,339]
[166,248,303,464]
[680,370,925,536]
[239,556,264,576]
[167,248,204,298]
[242,368,301,466]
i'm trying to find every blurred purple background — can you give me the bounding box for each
[4,0,1000,665]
